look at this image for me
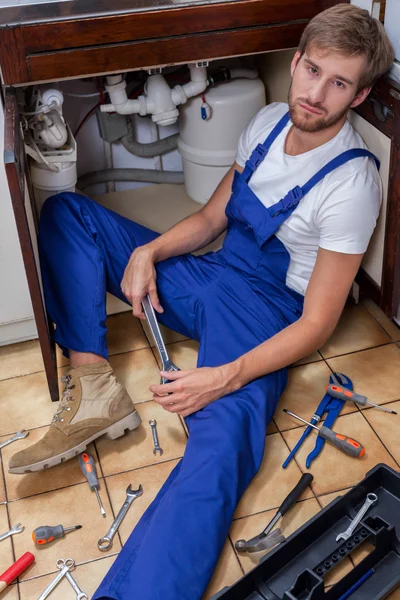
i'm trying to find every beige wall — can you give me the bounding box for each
[257,49,295,104]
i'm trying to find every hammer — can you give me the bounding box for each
[235,473,313,553]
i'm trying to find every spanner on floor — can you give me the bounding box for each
[0,523,25,542]
[37,558,75,600]
[149,419,163,456]
[142,295,180,384]
[98,484,143,551]
[0,430,29,450]
[336,493,378,542]
[61,568,88,600]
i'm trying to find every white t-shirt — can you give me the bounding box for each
[235,102,381,296]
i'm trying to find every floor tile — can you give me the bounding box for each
[2,436,97,501]
[105,460,179,544]
[363,400,400,465]
[8,481,118,581]
[0,585,18,600]
[0,451,7,503]
[158,339,199,370]
[0,504,18,579]
[0,339,44,382]
[281,412,397,496]
[318,488,352,508]
[96,400,187,476]
[293,351,322,367]
[231,497,350,586]
[142,320,189,348]
[267,420,278,434]
[0,372,58,436]
[327,344,400,406]
[363,299,400,341]
[319,305,391,358]
[109,348,160,404]
[274,362,355,432]
[106,312,150,356]
[203,541,243,600]
[234,433,312,519]
[19,555,116,599]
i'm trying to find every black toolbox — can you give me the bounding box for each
[212,464,400,600]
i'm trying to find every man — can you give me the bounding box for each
[10,4,394,599]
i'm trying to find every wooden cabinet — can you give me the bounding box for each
[1,0,399,401]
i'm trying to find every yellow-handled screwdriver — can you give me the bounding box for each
[283,409,365,458]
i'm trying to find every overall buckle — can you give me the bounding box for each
[281,186,304,210]
[249,143,267,169]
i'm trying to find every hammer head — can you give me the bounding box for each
[235,528,285,553]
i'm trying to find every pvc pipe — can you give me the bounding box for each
[78,168,184,190]
[121,118,179,158]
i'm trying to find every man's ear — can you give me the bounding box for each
[290,51,301,77]
[350,86,372,109]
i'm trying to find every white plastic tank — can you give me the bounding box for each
[30,160,77,211]
[178,77,266,204]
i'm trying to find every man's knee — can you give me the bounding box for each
[40,192,92,225]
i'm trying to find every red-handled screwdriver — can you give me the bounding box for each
[326,384,397,414]
[283,409,365,458]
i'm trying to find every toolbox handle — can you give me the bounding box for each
[280,473,314,516]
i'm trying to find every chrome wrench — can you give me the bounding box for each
[98,484,143,551]
[149,419,163,456]
[336,493,378,542]
[37,558,75,600]
[0,430,29,450]
[142,295,180,384]
[0,522,25,542]
[61,568,88,600]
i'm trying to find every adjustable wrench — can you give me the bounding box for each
[336,493,378,542]
[98,484,143,551]
[142,295,180,384]
[0,430,29,450]
[0,523,25,542]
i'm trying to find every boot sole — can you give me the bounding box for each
[8,410,142,474]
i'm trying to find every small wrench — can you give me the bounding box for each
[0,522,25,542]
[142,295,180,384]
[37,558,75,600]
[336,493,378,542]
[98,484,143,551]
[58,564,88,600]
[0,430,29,450]
[149,419,163,456]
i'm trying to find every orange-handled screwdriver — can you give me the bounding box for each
[326,384,397,415]
[32,524,82,546]
[79,452,106,517]
[283,409,365,458]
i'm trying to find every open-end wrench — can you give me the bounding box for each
[0,430,29,450]
[336,493,378,542]
[98,484,143,551]
[37,558,75,600]
[62,568,88,600]
[149,419,163,456]
[0,523,25,542]
[142,295,180,384]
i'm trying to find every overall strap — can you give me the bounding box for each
[242,111,291,182]
[270,148,380,218]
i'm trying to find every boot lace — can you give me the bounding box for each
[52,375,76,423]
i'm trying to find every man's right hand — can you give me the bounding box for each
[121,246,164,320]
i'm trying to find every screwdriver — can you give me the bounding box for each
[283,409,365,458]
[79,452,106,517]
[32,524,82,546]
[326,384,397,415]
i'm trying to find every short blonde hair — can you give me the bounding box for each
[298,3,394,90]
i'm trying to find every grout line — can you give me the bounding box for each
[361,299,400,341]
[103,456,182,483]
[357,410,400,470]
[322,341,396,362]
[228,534,246,577]
[232,495,314,523]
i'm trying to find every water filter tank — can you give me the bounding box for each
[177,77,266,204]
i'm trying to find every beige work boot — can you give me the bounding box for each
[9,361,141,474]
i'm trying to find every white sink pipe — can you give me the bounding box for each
[100,65,258,126]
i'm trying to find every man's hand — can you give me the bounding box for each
[149,365,240,417]
[121,246,163,319]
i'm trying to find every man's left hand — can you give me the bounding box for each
[149,366,238,417]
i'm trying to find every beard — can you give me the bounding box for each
[288,82,349,133]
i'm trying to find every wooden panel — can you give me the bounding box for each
[21,0,321,53]
[27,22,306,83]
[3,91,59,402]
[0,27,30,86]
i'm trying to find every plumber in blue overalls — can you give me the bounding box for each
[9,4,393,599]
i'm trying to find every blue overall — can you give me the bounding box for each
[38,111,378,600]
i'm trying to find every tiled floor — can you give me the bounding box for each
[0,300,400,599]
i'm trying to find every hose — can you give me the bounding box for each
[78,168,184,190]
[121,118,179,158]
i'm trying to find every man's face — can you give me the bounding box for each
[288,46,370,133]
